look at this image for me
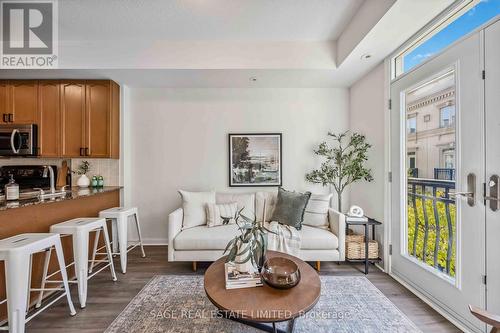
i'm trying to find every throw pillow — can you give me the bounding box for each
[270,188,311,230]
[303,193,333,229]
[206,202,238,227]
[178,190,216,229]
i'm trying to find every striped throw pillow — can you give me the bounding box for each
[206,202,238,227]
[303,193,333,229]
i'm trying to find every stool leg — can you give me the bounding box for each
[100,226,117,282]
[73,231,90,308]
[117,216,128,274]
[133,212,146,258]
[89,229,101,274]
[53,239,76,316]
[35,248,52,309]
[5,253,30,333]
[26,255,33,314]
[111,219,118,255]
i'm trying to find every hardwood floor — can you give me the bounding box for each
[25,246,461,332]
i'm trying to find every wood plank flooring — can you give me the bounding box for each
[25,246,461,332]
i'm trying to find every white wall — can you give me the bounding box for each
[349,63,386,257]
[127,88,349,244]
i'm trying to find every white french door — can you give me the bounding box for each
[390,30,486,332]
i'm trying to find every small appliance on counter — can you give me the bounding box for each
[0,165,60,195]
[0,124,38,156]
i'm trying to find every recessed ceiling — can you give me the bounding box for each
[59,0,364,42]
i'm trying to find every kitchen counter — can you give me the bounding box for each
[0,186,122,211]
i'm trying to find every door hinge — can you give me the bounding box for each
[388,172,392,183]
[483,182,487,205]
[482,275,487,285]
[389,244,393,255]
[388,99,392,110]
[482,70,485,80]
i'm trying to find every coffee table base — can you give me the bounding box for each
[217,310,295,333]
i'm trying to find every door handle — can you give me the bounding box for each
[85,147,89,156]
[80,147,84,156]
[8,114,13,122]
[485,175,499,211]
[450,173,476,207]
[10,129,20,154]
[2,114,7,122]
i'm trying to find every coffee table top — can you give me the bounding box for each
[204,251,321,323]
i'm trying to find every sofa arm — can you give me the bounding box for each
[328,208,346,261]
[168,208,183,261]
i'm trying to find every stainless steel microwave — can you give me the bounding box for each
[0,124,38,156]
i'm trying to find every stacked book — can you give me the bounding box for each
[224,262,263,289]
[346,214,368,223]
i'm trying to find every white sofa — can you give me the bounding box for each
[167,192,345,269]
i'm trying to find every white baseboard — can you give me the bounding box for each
[389,272,478,333]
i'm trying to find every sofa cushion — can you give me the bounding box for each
[178,190,215,229]
[271,188,311,230]
[216,192,255,218]
[300,225,339,250]
[206,202,238,227]
[174,224,240,250]
[255,191,278,223]
[303,193,333,229]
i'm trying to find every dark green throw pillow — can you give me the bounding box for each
[271,188,311,230]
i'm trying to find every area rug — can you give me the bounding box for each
[105,275,421,333]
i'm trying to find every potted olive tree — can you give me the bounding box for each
[305,131,373,212]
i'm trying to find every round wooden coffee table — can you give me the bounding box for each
[204,251,321,333]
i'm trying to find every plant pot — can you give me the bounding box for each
[234,242,255,273]
[77,174,90,188]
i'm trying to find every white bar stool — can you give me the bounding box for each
[0,233,76,333]
[40,218,117,309]
[95,207,146,274]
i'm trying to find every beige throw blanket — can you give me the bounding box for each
[267,221,301,257]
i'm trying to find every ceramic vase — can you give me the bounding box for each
[77,174,90,188]
[234,242,255,273]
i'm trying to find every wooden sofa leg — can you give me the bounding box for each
[192,261,197,272]
[316,261,320,272]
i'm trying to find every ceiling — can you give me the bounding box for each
[0,0,456,88]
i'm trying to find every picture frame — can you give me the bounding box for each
[228,133,282,187]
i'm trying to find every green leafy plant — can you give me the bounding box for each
[73,161,90,175]
[305,131,373,211]
[223,208,274,269]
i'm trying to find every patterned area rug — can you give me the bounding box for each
[105,275,421,333]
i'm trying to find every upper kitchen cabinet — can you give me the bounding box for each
[38,81,61,157]
[1,81,39,124]
[60,81,87,158]
[61,80,120,158]
[85,81,120,158]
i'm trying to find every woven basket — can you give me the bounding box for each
[346,234,379,260]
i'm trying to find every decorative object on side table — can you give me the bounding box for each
[223,208,273,275]
[229,133,282,187]
[261,256,301,289]
[73,161,91,188]
[344,216,382,274]
[305,131,373,212]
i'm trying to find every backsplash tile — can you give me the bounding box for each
[0,158,120,186]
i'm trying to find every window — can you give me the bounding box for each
[442,149,455,169]
[407,116,417,134]
[408,152,416,169]
[440,105,455,128]
[394,0,500,77]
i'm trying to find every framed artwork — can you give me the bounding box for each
[229,133,282,187]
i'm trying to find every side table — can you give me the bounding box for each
[345,217,382,274]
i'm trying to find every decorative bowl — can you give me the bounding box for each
[261,257,301,289]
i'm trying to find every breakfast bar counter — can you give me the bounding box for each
[0,186,122,321]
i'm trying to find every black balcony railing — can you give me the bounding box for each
[408,168,418,178]
[434,168,455,180]
[407,177,456,276]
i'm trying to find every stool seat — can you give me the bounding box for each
[0,233,59,253]
[99,207,137,218]
[50,217,106,233]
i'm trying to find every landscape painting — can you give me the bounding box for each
[229,133,282,187]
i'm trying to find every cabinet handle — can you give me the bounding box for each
[2,114,7,122]
[8,114,13,122]
[85,147,89,156]
[80,148,84,156]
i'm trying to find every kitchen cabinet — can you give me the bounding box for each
[61,81,86,157]
[0,80,38,124]
[38,81,61,157]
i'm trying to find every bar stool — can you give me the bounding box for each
[0,233,76,333]
[95,207,146,274]
[39,218,117,309]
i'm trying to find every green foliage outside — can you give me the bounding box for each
[407,189,456,277]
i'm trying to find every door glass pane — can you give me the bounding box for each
[405,69,457,278]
